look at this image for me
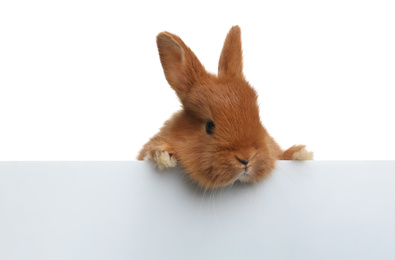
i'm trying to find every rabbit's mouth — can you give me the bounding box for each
[235,167,252,183]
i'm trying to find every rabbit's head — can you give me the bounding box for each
[155,26,279,188]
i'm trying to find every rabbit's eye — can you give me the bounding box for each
[206,121,215,135]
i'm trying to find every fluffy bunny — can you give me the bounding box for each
[138,26,313,188]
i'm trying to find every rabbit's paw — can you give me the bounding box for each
[292,147,314,160]
[144,148,177,169]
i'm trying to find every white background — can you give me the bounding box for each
[0,0,394,161]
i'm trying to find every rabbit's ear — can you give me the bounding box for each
[218,26,244,78]
[157,32,206,99]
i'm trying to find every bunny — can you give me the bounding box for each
[138,26,313,188]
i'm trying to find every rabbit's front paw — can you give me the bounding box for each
[292,147,314,160]
[144,148,177,169]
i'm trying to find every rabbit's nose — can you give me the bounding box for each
[236,156,251,166]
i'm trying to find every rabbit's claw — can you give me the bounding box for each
[144,146,177,169]
[292,147,314,160]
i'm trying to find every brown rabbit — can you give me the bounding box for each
[138,26,313,188]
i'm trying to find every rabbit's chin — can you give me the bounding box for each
[234,166,269,185]
[191,163,272,189]
[235,169,253,183]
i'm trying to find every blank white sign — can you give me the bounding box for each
[0,161,394,260]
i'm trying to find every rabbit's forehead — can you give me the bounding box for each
[211,100,261,128]
[195,81,258,116]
